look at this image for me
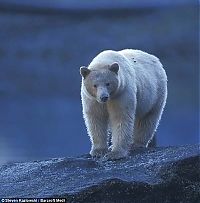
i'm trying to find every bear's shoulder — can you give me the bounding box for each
[89,50,126,68]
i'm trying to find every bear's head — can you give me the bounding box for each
[80,63,119,103]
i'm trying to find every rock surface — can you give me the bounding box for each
[0,145,199,203]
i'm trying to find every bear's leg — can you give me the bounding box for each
[133,105,163,147]
[104,101,135,160]
[83,103,109,158]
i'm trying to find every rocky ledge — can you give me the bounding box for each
[0,145,199,203]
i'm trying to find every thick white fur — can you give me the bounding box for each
[81,49,167,160]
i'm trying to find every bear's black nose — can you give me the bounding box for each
[101,96,109,102]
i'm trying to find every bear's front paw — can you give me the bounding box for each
[90,148,108,158]
[103,149,128,161]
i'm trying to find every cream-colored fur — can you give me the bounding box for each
[80,49,167,160]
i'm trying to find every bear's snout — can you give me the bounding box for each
[100,95,109,103]
[97,87,110,103]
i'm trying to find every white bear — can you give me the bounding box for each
[80,49,167,160]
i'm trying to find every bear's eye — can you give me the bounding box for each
[93,84,97,88]
[106,83,110,87]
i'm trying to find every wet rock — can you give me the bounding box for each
[0,145,199,203]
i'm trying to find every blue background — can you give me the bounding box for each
[0,0,199,165]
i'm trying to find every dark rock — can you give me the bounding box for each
[0,145,199,203]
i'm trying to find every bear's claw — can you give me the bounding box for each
[90,148,108,158]
[102,150,128,161]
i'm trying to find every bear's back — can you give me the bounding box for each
[118,49,160,67]
[118,49,166,81]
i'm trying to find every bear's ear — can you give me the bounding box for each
[109,62,119,75]
[80,66,91,79]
